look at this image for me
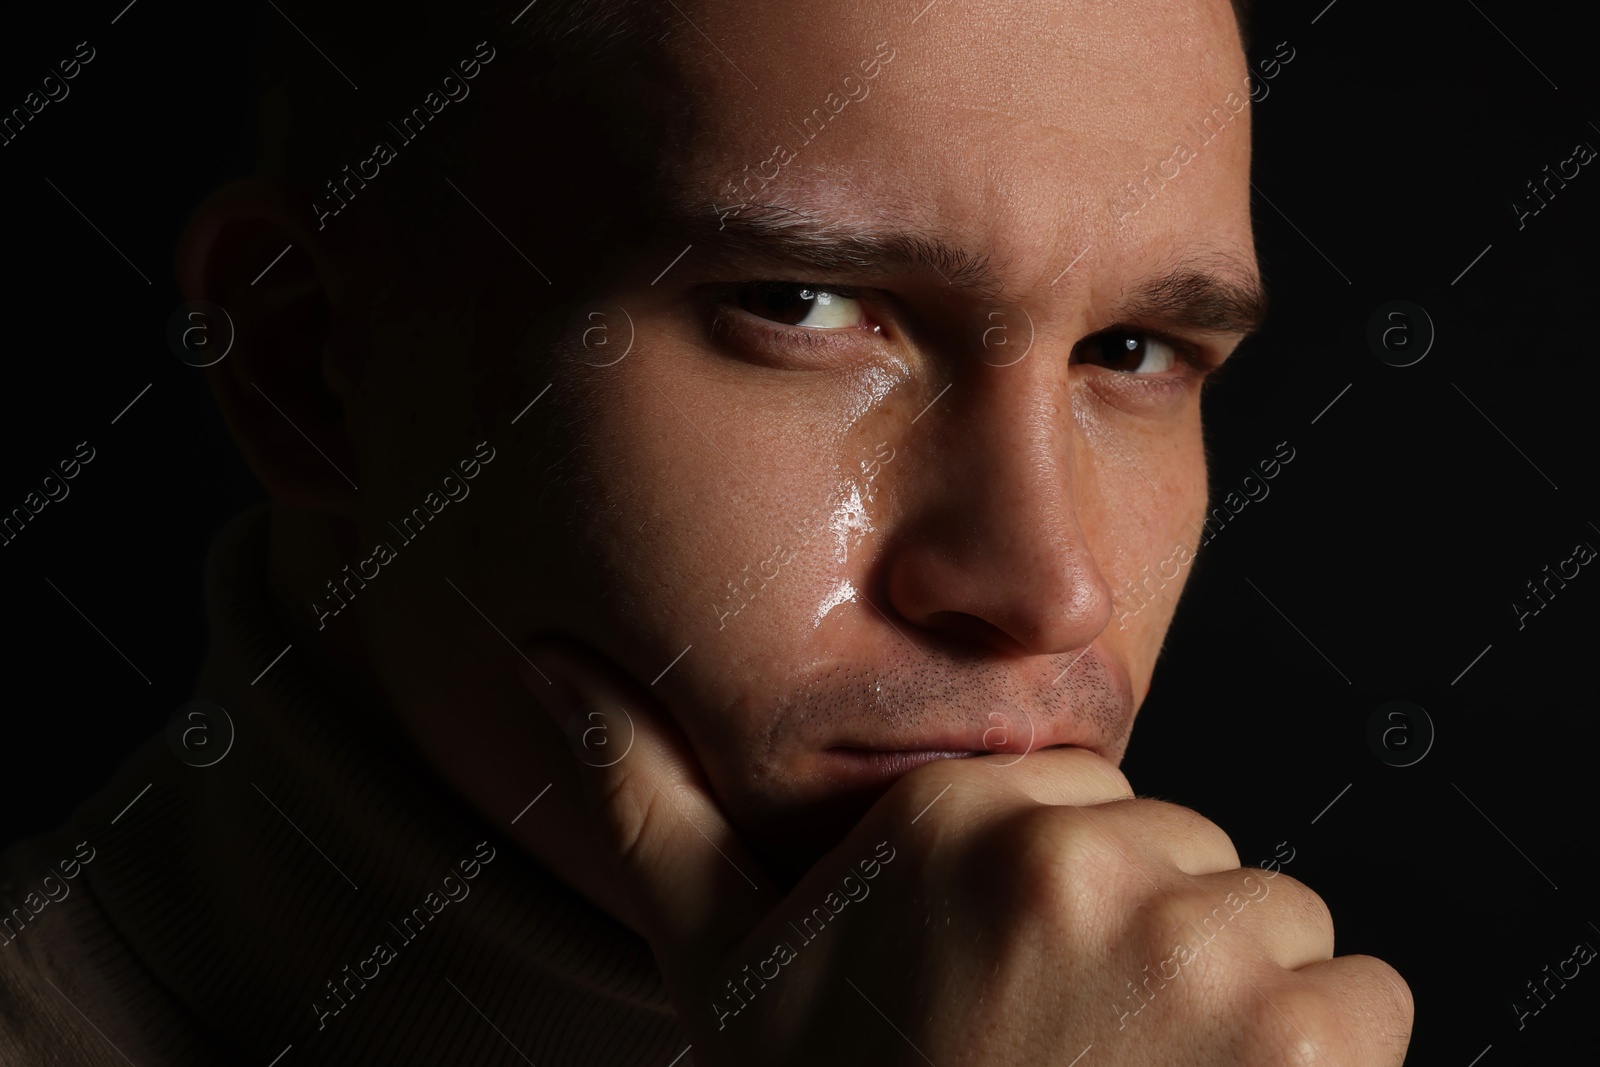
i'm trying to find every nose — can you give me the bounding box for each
[880,371,1112,657]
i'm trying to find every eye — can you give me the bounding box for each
[736,282,875,331]
[1075,330,1179,374]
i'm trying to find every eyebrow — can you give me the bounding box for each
[654,197,1268,337]
[1113,258,1269,338]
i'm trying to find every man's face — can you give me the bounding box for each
[331,0,1259,866]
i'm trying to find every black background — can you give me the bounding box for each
[1,2,1595,1064]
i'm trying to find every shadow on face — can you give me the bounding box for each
[181,0,1261,875]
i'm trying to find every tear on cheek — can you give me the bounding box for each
[813,577,859,629]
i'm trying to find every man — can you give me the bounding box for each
[0,0,1412,1063]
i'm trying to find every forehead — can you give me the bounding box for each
[635,0,1255,296]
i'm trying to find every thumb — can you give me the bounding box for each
[522,640,779,976]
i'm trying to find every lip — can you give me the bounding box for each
[827,714,1102,762]
[788,646,1132,793]
[817,739,1088,790]
[820,747,983,783]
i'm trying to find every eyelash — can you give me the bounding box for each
[1076,329,1220,378]
[706,282,882,365]
[705,281,1226,384]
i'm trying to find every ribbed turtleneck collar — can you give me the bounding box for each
[1,504,682,1066]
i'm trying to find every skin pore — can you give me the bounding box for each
[182,0,1263,926]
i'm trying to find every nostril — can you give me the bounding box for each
[921,610,1025,654]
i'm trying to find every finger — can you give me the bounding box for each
[1073,796,1243,876]
[935,749,1239,877]
[522,640,780,970]
[1259,954,1414,1066]
[956,744,1137,808]
[1182,867,1333,971]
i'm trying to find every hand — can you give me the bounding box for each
[525,641,1413,1065]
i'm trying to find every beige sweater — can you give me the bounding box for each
[0,506,685,1065]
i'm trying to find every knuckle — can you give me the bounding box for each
[1262,872,1336,944]
[1380,959,1416,1023]
[1178,806,1241,868]
[1145,798,1215,832]
[1106,796,1241,871]
[1299,889,1335,947]
[1348,953,1417,1031]
[1137,885,1230,947]
[1236,983,1340,1067]
[987,805,1121,917]
[1084,758,1134,798]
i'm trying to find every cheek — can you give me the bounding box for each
[1076,401,1208,688]
[520,339,914,725]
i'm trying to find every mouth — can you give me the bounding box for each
[711,644,1130,882]
[819,747,981,783]
[781,648,1132,796]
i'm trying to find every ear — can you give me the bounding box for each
[175,177,365,518]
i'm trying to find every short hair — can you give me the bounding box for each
[253,2,665,229]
